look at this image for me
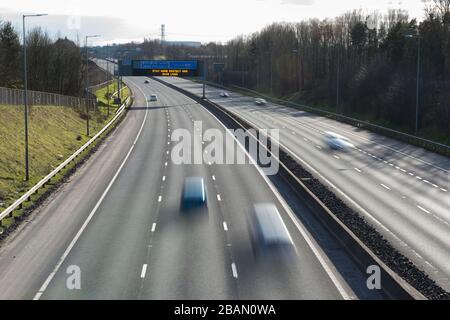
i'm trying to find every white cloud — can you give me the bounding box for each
[1,0,427,45]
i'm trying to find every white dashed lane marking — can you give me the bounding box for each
[231,263,238,278]
[140,264,147,278]
[417,205,430,214]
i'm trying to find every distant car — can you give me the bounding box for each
[248,203,296,258]
[144,79,150,84]
[219,91,229,98]
[182,177,207,209]
[255,98,267,105]
[324,131,354,150]
[149,94,158,101]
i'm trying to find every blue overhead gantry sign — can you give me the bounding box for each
[119,60,199,77]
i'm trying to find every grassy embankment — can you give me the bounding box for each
[0,82,129,231]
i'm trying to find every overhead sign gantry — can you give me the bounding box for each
[118,59,200,77]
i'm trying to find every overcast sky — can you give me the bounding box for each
[1,0,428,45]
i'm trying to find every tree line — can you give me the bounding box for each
[219,1,450,139]
[112,0,448,140]
[0,21,84,96]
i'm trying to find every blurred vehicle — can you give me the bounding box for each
[181,177,207,209]
[149,94,158,101]
[255,98,267,105]
[248,203,296,259]
[219,91,229,97]
[324,131,354,150]
[144,79,150,84]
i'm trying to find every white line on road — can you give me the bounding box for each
[164,162,168,166]
[440,188,447,192]
[381,184,391,190]
[354,168,362,173]
[231,263,238,278]
[158,195,162,202]
[33,80,151,300]
[151,223,156,232]
[223,221,228,231]
[140,264,148,278]
[217,194,222,201]
[162,176,166,181]
[417,205,431,214]
[333,155,340,159]
[212,175,216,181]
[416,176,422,180]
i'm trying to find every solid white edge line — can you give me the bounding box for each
[33,79,150,300]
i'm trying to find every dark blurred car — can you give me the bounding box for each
[181,177,207,210]
[248,203,297,259]
[144,79,150,84]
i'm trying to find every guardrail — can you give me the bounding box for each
[154,76,428,300]
[197,80,450,157]
[0,96,131,226]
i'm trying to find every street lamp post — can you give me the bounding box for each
[405,32,421,135]
[336,44,340,110]
[85,34,100,137]
[22,13,47,181]
[106,44,110,117]
[292,49,300,92]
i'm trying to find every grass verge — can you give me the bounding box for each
[0,96,131,237]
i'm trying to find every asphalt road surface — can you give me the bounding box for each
[0,76,374,299]
[158,76,450,292]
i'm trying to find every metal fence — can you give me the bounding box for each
[0,87,96,109]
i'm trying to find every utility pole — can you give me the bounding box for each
[85,34,100,137]
[23,13,47,181]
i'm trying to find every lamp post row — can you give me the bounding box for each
[22,13,100,181]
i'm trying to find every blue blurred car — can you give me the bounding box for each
[182,177,207,209]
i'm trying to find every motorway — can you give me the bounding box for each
[0,75,379,299]
[158,77,450,292]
